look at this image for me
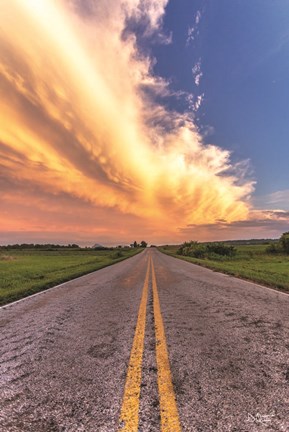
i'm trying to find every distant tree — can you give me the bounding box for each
[280,232,289,253]
[133,241,138,248]
[68,244,80,248]
[140,240,147,248]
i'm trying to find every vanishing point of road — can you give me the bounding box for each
[0,249,288,431]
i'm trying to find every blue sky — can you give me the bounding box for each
[152,0,289,206]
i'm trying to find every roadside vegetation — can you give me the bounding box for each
[0,245,142,305]
[160,234,289,293]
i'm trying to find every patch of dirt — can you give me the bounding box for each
[0,255,15,261]
[87,342,115,359]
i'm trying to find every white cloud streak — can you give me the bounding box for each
[186,10,202,45]
[192,60,203,86]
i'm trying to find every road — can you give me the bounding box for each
[0,249,288,431]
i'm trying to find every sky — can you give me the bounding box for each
[0,0,288,246]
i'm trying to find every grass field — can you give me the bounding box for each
[159,244,289,293]
[0,248,141,305]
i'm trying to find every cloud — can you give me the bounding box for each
[186,10,202,45]
[190,60,203,109]
[193,94,204,112]
[185,93,204,113]
[192,60,203,86]
[199,124,215,138]
[186,27,195,44]
[195,10,201,25]
[181,210,289,241]
[255,189,289,210]
[194,73,203,86]
[0,0,254,244]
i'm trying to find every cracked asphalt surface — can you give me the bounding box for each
[0,249,288,431]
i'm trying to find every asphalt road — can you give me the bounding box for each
[0,249,288,431]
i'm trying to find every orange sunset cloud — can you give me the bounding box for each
[0,0,254,245]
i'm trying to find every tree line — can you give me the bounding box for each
[132,240,148,248]
[0,243,80,250]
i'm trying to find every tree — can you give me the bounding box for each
[140,240,147,248]
[280,232,289,253]
[133,241,138,248]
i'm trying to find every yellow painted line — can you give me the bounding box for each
[151,257,182,432]
[118,256,150,431]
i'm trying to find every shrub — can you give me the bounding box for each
[206,252,230,261]
[177,241,236,259]
[111,250,123,259]
[177,242,198,256]
[266,243,280,254]
[280,232,289,254]
[189,247,206,258]
[205,243,236,256]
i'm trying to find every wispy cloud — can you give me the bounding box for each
[254,189,289,210]
[181,210,289,241]
[194,73,202,86]
[185,93,204,113]
[194,94,204,112]
[0,0,254,244]
[195,10,201,26]
[186,27,195,45]
[186,10,202,45]
[192,60,203,86]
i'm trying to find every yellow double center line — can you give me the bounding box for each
[118,256,150,431]
[118,255,181,431]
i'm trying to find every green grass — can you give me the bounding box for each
[159,244,289,293]
[0,248,141,305]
